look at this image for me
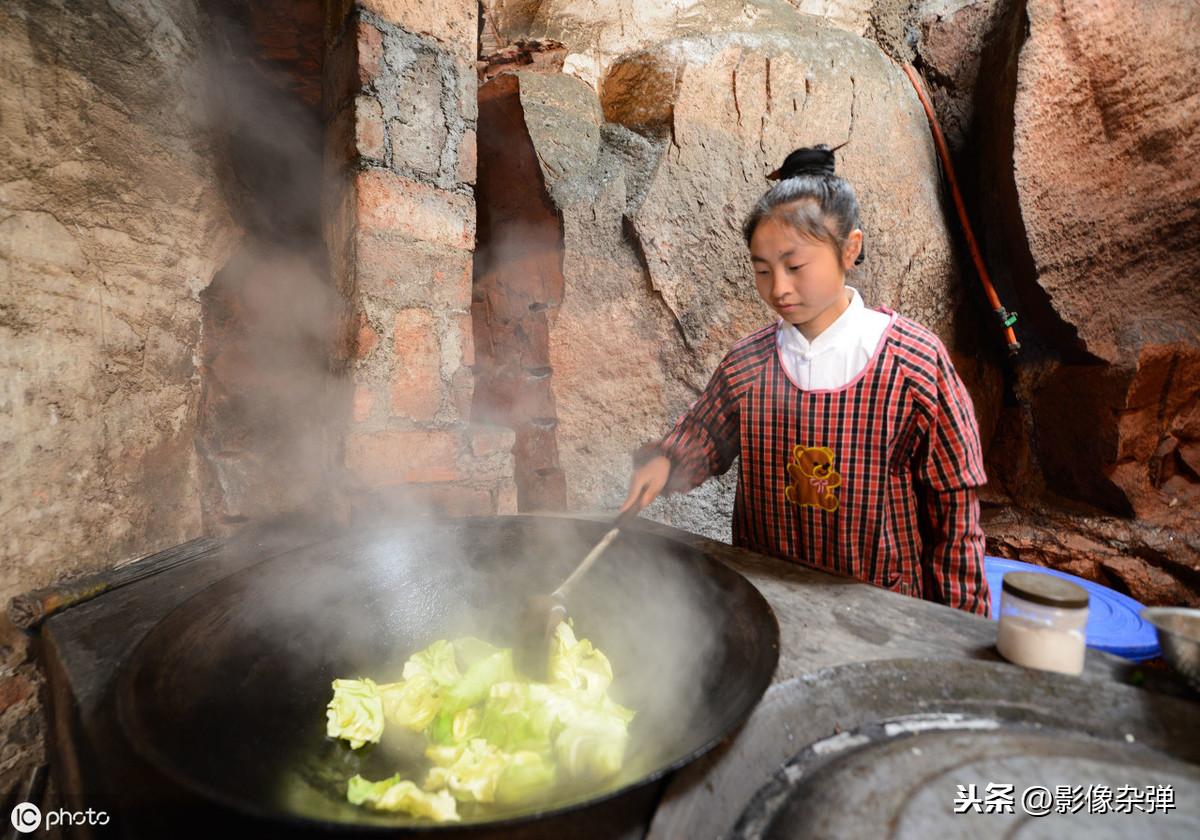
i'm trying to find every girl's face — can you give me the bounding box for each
[749,213,862,329]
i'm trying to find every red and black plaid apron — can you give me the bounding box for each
[637,308,992,616]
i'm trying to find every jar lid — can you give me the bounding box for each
[1002,571,1089,609]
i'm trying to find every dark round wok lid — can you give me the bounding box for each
[116,515,780,833]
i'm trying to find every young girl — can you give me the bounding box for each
[622,144,991,616]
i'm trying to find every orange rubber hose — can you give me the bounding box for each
[901,62,1020,355]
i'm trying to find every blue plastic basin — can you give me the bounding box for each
[984,556,1161,662]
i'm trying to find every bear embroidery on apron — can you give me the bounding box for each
[784,445,841,512]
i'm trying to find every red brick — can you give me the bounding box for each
[448,365,474,420]
[357,18,384,84]
[324,0,355,37]
[388,63,448,176]
[352,481,493,519]
[519,313,551,367]
[322,25,357,114]
[324,176,357,295]
[361,0,477,59]
[457,128,477,185]
[457,312,475,366]
[355,314,379,359]
[355,234,473,309]
[345,430,462,486]
[324,102,356,176]
[470,423,514,457]
[514,423,558,473]
[390,308,442,420]
[330,307,356,363]
[520,466,566,511]
[496,480,518,515]
[356,170,475,251]
[322,17,384,113]
[416,483,495,516]
[392,308,435,351]
[356,95,386,161]
[511,376,556,422]
[432,253,474,310]
[352,384,375,422]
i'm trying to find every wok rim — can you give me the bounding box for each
[115,514,781,833]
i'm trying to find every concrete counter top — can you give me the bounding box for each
[629,516,1132,685]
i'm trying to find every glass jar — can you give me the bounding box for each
[995,571,1089,676]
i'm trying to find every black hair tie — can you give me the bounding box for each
[766,141,849,181]
[767,141,863,266]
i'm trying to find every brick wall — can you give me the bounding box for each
[323,0,517,517]
[471,72,568,511]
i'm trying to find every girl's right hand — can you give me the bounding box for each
[620,455,671,513]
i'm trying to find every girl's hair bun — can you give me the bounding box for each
[766,141,849,182]
[748,140,864,266]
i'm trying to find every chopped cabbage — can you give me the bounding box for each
[427,705,483,745]
[548,622,615,701]
[494,748,557,805]
[325,678,384,749]
[402,639,460,687]
[452,636,502,668]
[378,675,440,732]
[477,682,558,753]
[555,710,629,780]
[441,648,515,714]
[423,738,507,802]
[347,773,459,821]
[423,739,557,806]
[480,680,634,759]
[326,622,633,822]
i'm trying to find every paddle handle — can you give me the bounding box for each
[551,487,648,600]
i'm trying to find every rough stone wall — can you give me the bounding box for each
[0,0,239,803]
[479,0,883,83]
[916,0,1200,606]
[1012,0,1199,366]
[474,10,1002,541]
[323,0,518,518]
[474,0,1200,606]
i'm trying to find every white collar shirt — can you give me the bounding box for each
[775,286,894,391]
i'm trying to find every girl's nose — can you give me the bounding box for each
[771,268,790,300]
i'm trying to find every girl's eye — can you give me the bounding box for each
[788,265,806,272]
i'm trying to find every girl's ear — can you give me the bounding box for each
[842,229,863,270]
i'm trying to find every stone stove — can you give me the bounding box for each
[34,515,1199,838]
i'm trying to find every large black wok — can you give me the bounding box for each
[116,515,779,834]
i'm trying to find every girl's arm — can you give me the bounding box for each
[632,355,741,497]
[914,341,992,617]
